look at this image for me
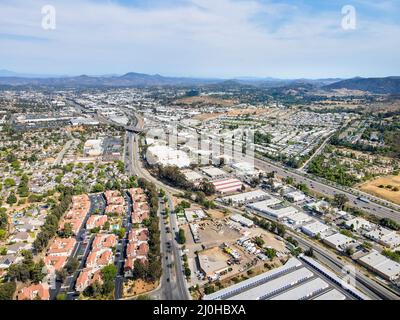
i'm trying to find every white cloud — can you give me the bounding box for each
[0,0,399,78]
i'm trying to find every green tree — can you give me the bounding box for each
[6,193,17,206]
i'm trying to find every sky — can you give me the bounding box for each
[0,0,400,79]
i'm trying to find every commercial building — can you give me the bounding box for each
[248,202,298,220]
[358,251,400,281]
[197,247,230,278]
[284,191,306,202]
[245,197,282,217]
[323,233,357,252]
[285,212,313,227]
[345,217,373,231]
[181,169,205,184]
[219,189,270,206]
[230,214,254,228]
[84,139,103,157]
[212,178,243,194]
[184,209,207,223]
[146,145,190,168]
[200,166,228,179]
[301,221,331,238]
[365,227,400,249]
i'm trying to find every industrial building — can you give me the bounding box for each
[212,178,243,194]
[146,145,191,168]
[200,166,228,179]
[301,220,331,238]
[204,256,368,300]
[358,251,400,281]
[323,232,358,252]
[230,214,254,228]
[219,189,270,206]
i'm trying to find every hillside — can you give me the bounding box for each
[324,77,400,94]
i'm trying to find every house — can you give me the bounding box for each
[76,268,103,292]
[16,283,50,300]
[86,215,108,230]
[10,232,30,243]
[0,255,17,269]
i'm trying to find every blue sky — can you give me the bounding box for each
[0,0,399,78]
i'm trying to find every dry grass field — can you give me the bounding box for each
[359,174,400,205]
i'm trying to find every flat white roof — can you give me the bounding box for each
[228,268,313,300]
[181,169,204,182]
[203,258,302,300]
[313,289,346,300]
[324,232,355,247]
[286,212,313,224]
[246,198,284,212]
[269,278,329,300]
[221,189,269,203]
[301,221,331,236]
[200,166,227,177]
[359,251,400,279]
[230,214,254,226]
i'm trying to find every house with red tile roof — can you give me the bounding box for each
[92,234,117,250]
[86,248,113,269]
[86,215,108,230]
[16,283,50,300]
[47,238,76,257]
[75,268,103,292]
[124,256,148,278]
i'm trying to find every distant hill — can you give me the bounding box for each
[323,77,400,94]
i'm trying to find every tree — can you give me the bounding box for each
[305,247,314,257]
[333,194,349,210]
[264,248,277,259]
[254,236,265,247]
[61,223,74,238]
[101,264,118,283]
[177,228,186,245]
[66,257,79,274]
[56,269,67,283]
[6,193,17,206]
[0,281,16,300]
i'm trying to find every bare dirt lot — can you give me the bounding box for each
[359,174,400,205]
[174,96,238,107]
[123,279,158,298]
[193,108,271,122]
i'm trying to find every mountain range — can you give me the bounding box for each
[0,69,399,93]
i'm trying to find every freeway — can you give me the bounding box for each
[253,156,400,223]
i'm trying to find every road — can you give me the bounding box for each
[254,156,400,222]
[127,131,190,300]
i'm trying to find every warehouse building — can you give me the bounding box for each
[200,166,228,179]
[358,251,400,281]
[212,178,243,194]
[323,233,357,252]
[230,214,254,228]
[219,189,270,206]
[301,220,331,238]
[146,145,191,168]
